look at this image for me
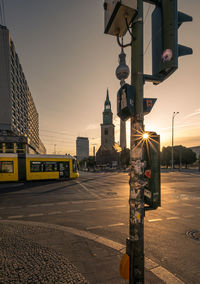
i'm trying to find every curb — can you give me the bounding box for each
[1,220,185,284]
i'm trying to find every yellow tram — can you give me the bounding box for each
[0,153,79,182]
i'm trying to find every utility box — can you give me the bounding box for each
[143,132,161,209]
[104,0,138,36]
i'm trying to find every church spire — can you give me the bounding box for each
[104,88,111,110]
[103,89,113,125]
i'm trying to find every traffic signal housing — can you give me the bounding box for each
[143,132,160,209]
[152,0,193,83]
[117,84,157,120]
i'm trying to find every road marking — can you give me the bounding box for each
[108,223,125,227]
[84,208,96,211]
[38,203,54,207]
[183,215,193,218]
[27,204,40,208]
[148,218,162,222]
[28,213,44,217]
[184,204,193,207]
[7,215,24,219]
[66,210,80,213]
[48,211,62,215]
[86,225,103,230]
[56,201,70,206]
[75,180,100,199]
[166,217,180,220]
[196,207,200,209]
[71,201,86,204]
[151,266,184,284]
[113,205,127,209]
[2,220,185,284]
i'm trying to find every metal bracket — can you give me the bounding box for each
[143,74,164,85]
[143,0,161,5]
[144,205,158,211]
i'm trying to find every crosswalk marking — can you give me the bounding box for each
[7,215,24,219]
[28,213,44,217]
[166,216,180,220]
[108,223,125,227]
[148,218,163,222]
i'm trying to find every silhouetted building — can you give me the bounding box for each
[96,90,119,166]
[0,25,46,154]
[76,137,89,161]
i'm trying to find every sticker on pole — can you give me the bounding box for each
[119,253,129,280]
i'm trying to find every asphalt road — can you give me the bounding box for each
[0,171,199,284]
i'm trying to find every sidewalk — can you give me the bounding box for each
[0,220,164,284]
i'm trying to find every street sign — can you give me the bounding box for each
[104,0,138,36]
[143,98,157,115]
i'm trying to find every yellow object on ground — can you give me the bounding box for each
[119,253,129,280]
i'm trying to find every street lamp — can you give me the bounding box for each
[172,112,179,170]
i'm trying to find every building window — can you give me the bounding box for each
[16,143,25,153]
[104,128,108,135]
[5,143,14,153]
[0,161,14,173]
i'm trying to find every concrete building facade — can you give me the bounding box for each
[0,25,46,154]
[76,137,89,161]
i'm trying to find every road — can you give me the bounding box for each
[0,171,199,284]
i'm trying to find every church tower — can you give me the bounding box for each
[101,89,115,149]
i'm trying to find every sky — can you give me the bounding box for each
[2,0,200,155]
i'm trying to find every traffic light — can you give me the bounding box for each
[117,84,157,120]
[143,132,160,209]
[152,0,193,83]
[117,84,135,120]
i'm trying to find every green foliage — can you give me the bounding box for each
[161,146,171,168]
[161,145,197,168]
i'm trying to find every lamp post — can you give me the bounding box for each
[172,112,179,170]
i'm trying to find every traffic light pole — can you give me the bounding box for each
[128,0,145,283]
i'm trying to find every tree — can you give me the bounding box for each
[161,146,171,168]
[120,148,130,167]
[161,145,197,169]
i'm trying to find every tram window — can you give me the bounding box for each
[30,161,58,172]
[30,161,43,172]
[44,162,57,172]
[0,161,14,173]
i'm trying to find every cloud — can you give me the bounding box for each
[186,108,200,118]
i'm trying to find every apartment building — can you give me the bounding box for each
[0,24,46,154]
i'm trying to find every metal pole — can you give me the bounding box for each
[129,0,144,283]
[171,112,179,170]
[172,113,174,170]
